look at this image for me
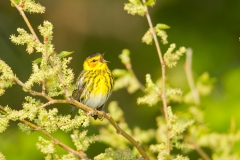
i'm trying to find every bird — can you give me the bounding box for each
[71,53,114,119]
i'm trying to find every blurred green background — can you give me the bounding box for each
[0,0,240,159]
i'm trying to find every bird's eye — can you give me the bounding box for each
[92,59,97,62]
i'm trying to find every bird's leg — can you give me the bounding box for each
[87,109,98,118]
[97,111,106,121]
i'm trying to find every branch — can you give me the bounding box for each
[13,76,53,101]
[70,100,150,160]
[20,119,89,159]
[38,99,73,109]
[184,48,200,105]
[141,0,170,154]
[184,49,211,160]
[192,143,211,160]
[125,62,146,92]
[0,104,88,158]
[35,98,150,159]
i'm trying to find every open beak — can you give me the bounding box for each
[100,54,108,63]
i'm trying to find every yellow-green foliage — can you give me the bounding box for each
[1,0,240,160]
[0,60,14,96]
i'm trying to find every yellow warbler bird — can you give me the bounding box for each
[72,53,114,119]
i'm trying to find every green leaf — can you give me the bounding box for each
[57,51,74,58]
[155,23,170,30]
[144,0,156,7]
[11,0,20,7]
[32,58,42,63]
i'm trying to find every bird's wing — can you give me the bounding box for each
[71,71,86,113]
[72,83,86,101]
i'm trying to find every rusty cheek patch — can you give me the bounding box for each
[88,61,97,68]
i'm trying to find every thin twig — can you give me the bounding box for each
[41,38,48,95]
[10,0,40,43]
[20,119,89,159]
[125,62,146,92]
[38,99,71,108]
[185,48,200,105]
[14,77,53,101]
[0,105,5,111]
[192,143,211,160]
[184,49,211,160]
[142,0,170,154]
[42,80,46,95]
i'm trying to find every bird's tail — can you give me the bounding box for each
[70,104,75,115]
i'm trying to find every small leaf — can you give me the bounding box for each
[32,58,42,63]
[119,49,130,65]
[153,24,170,44]
[57,51,74,58]
[155,23,170,30]
[112,69,128,77]
[144,0,156,7]
[11,0,20,7]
